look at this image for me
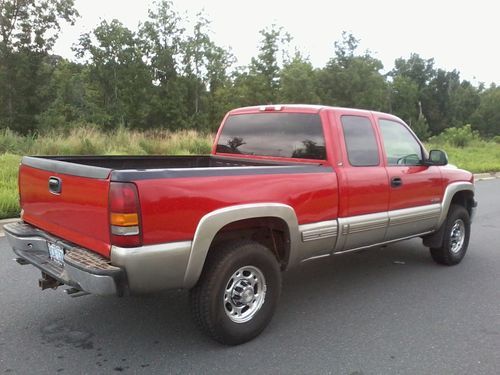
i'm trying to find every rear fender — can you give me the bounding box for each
[183,203,299,289]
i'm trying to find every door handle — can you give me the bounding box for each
[48,176,62,194]
[391,177,402,188]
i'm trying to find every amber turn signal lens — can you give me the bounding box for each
[110,213,139,227]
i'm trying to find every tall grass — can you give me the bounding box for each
[0,127,213,219]
[0,154,21,219]
[0,126,213,156]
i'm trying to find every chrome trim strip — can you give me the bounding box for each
[111,241,192,294]
[300,220,338,242]
[184,203,300,289]
[346,218,388,234]
[389,204,441,227]
[336,212,388,252]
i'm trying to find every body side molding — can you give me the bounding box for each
[298,220,338,260]
[183,203,300,289]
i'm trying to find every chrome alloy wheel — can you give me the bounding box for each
[223,266,267,323]
[450,219,465,254]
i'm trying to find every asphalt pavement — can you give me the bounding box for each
[0,179,499,374]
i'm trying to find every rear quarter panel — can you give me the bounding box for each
[135,171,339,245]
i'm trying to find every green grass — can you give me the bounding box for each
[426,140,500,173]
[1,127,499,219]
[0,154,22,219]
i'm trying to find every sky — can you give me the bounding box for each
[53,0,500,86]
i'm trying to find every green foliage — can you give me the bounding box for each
[1,1,500,144]
[425,141,500,173]
[428,124,481,148]
[0,0,78,133]
[0,154,22,219]
[317,32,389,110]
[471,86,500,137]
[0,126,212,156]
[279,52,319,103]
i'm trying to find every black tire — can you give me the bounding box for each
[430,204,470,265]
[190,240,281,345]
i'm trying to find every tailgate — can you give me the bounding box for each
[19,157,112,257]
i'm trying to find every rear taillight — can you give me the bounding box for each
[109,182,142,247]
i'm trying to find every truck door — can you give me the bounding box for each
[376,117,443,241]
[333,111,390,251]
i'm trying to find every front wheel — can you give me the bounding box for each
[190,240,281,345]
[430,204,471,265]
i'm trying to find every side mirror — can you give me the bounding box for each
[427,149,448,166]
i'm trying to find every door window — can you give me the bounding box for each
[341,115,380,167]
[379,119,423,166]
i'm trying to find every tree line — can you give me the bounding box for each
[1,0,499,139]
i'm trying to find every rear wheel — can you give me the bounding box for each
[430,204,470,265]
[190,240,281,345]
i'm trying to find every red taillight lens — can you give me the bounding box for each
[109,182,142,247]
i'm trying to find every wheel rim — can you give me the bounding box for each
[450,219,465,254]
[223,265,267,324]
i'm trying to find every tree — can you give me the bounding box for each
[317,32,389,110]
[138,0,187,129]
[248,25,291,104]
[279,52,319,103]
[471,85,500,137]
[0,0,78,133]
[75,19,152,128]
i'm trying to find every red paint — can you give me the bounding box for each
[18,105,474,258]
[20,164,111,256]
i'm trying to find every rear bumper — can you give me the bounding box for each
[3,221,193,295]
[4,221,125,296]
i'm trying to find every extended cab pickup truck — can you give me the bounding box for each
[5,105,477,345]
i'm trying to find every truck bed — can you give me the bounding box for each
[19,155,333,258]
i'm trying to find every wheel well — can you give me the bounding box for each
[450,190,475,217]
[209,217,291,270]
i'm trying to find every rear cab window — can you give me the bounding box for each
[216,112,326,160]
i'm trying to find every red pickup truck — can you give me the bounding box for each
[5,105,476,345]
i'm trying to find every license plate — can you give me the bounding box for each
[48,243,65,265]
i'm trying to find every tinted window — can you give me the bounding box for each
[341,116,380,167]
[216,113,326,160]
[379,119,423,166]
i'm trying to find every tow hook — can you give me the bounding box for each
[38,272,61,290]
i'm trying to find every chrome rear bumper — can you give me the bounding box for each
[3,221,125,296]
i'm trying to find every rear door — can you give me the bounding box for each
[375,117,443,240]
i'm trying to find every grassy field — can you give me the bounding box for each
[1,127,499,219]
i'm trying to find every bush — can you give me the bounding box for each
[429,124,481,148]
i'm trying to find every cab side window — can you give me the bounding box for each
[341,115,380,167]
[379,119,423,166]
